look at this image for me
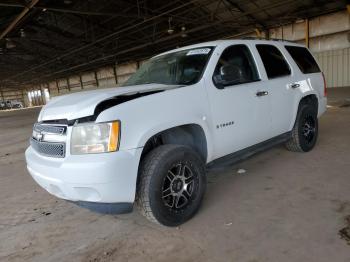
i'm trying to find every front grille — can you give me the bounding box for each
[31,123,67,158]
[30,138,66,158]
[33,123,66,135]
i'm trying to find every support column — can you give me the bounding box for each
[79,75,84,89]
[66,78,71,92]
[55,79,60,94]
[46,83,50,95]
[21,89,26,107]
[281,25,284,40]
[305,18,309,48]
[94,71,99,87]
[40,85,45,105]
[34,88,40,106]
[113,64,118,85]
[255,28,262,38]
[31,88,36,106]
[27,88,32,107]
[45,83,50,103]
[0,87,4,102]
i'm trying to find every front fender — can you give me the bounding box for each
[95,83,215,162]
[137,119,214,163]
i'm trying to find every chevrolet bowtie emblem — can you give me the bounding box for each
[35,132,44,141]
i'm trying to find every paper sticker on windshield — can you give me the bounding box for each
[186,48,211,56]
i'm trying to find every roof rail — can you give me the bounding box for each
[241,36,295,43]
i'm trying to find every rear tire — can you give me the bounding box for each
[136,144,206,226]
[285,103,318,152]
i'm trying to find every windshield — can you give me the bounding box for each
[123,47,214,86]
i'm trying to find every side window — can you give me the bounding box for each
[285,46,321,74]
[213,45,259,88]
[256,44,291,79]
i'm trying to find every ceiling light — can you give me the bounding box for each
[5,38,16,49]
[20,29,26,38]
[295,18,305,23]
[167,17,174,34]
[181,26,187,38]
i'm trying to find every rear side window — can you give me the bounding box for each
[285,46,320,74]
[256,44,291,79]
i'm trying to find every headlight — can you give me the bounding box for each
[71,121,120,154]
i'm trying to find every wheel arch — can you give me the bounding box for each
[290,93,319,130]
[139,123,209,163]
[299,94,318,111]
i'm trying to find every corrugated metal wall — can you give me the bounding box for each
[42,61,139,99]
[239,10,350,88]
[314,47,350,88]
[0,87,25,106]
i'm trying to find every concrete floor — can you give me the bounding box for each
[0,88,349,262]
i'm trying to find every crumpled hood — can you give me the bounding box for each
[38,84,179,121]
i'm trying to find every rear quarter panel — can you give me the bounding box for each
[278,43,327,130]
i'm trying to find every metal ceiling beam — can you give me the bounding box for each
[1,1,188,84]
[0,0,40,40]
[225,0,266,29]
[1,0,205,83]
[19,18,257,83]
[2,1,258,83]
[0,0,346,87]
[0,2,138,17]
[23,24,253,85]
[0,2,197,20]
[2,0,295,84]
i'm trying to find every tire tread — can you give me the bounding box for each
[285,103,316,152]
[136,145,184,225]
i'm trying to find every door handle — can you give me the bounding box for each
[256,91,268,97]
[290,83,300,89]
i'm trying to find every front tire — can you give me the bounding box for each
[285,103,318,152]
[136,144,206,226]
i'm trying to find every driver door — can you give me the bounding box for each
[205,44,272,159]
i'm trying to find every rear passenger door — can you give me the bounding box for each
[255,44,298,136]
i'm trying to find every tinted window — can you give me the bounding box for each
[213,45,259,88]
[285,46,320,74]
[256,44,291,79]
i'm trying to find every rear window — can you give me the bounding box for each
[285,46,321,74]
[256,44,291,79]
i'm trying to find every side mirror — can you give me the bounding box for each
[213,65,243,89]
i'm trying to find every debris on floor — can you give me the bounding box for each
[339,215,350,245]
[339,103,350,108]
[237,168,246,174]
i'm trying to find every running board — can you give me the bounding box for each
[206,131,292,171]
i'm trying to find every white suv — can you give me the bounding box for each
[25,39,327,226]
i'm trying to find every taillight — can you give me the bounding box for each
[322,72,327,97]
